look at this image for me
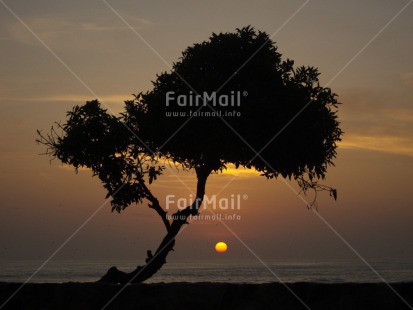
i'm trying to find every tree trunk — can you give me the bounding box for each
[97,166,211,284]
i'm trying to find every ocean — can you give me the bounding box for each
[1,259,413,284]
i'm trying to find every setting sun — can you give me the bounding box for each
[215,242,228,253]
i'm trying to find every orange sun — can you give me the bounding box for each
[215,241,228,253]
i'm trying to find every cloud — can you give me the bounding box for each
[400,72,413,88]
[80,17,152,32]
[45,94,131,106]
[2,92,132,112]
[5,17,72,45]
[339,135,413,157]
[4,15,153,45]
[338,85,413,156]
[57,164,91,172]
[219,165,261,178]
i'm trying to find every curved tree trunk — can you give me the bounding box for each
[97,166,211,284]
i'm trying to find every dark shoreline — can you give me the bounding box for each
[1,281,413,310]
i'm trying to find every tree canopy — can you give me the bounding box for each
[135,26,341,178]
[38,26,341,213]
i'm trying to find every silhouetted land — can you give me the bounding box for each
[1,282,413,309]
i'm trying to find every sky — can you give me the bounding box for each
[1,0,413,270]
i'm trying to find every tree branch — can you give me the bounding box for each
[148,200,171,232]
[296,175,337,209]
[140,177,171,232]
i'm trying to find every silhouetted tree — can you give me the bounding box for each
[37,26,342,283]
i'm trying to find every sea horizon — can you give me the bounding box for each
[1,258,412,284]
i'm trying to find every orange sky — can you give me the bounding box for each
[1,0,413,267]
